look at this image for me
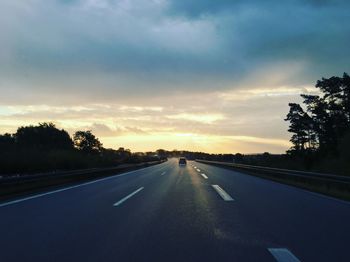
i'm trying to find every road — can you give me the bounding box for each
[1,159,349,262]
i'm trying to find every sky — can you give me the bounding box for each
[0,0,349,153]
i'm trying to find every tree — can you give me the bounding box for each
[0,133,15,151]
[116,147,131,158]
[15,122,73,150]
[234,153,244,163]
[315,73,350,153]
[286,73,350,156]
[285,103,313,153]
[73,130,103,153]
[156,149,166,157]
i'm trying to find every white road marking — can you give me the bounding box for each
[113,187,144,207]
[0,165,157,208]
[200,173,208,179]
[194,166,197,168]
[196,169,201,172]
[161,172,166,176]
[268,248,301,262]
[212,185,234,201]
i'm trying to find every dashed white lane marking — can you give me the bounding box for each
[196,169,201,172]
[212,185,234,201]
[161,172,166,176]
[200,173,208,179]
[113,187,144,207]
[268,248,301,262]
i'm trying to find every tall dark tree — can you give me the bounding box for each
[73,130,103,153]
[300,94,326,149]
[315,73,350,150]
[286,73,350,156]
[285,103,313,152]
[15,122,73,150]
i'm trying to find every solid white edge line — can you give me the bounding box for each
[113,187,144,207]
[200,173,208,179]
[0,164,163,208]
[268,248,301,262]
[212,185,234,201]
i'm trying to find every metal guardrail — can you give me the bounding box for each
[0,161,163,185]
[195,159,350,186]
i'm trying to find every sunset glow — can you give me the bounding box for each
[1,0,348,153]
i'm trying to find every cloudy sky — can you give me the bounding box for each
[0,0,349,153]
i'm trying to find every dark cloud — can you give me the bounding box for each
[167,0,349,17]
[0,0,349,103]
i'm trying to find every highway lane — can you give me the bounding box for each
[193,161,350,262]
[0,159,349,261]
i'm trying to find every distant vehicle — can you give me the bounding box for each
[179,157,187,166]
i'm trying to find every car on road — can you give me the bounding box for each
[179,157,187,166]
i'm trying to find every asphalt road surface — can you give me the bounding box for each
[1,159,350,262]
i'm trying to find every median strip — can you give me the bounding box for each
[200,173,208,179]
[268,248,300,262]
[113,187,144,207]
[212,185,234,201]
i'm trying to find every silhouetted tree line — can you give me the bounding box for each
[158,74,350,175]
[157,149,292,169]
[0,123,160,175]
[285,73,350,174]
[155,149,237,162]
